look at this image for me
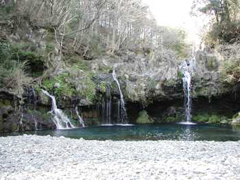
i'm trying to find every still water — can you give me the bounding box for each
[5,124,240,141]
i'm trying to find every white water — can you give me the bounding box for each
[183,70,192,122]
[75,106,85,127]
[42,90,76,129]
[31,113,38,130]
[179,60,196,124]
[106,83,112,124]
[112,68,128,123]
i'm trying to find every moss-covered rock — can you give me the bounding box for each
[11,123,18,132]
[193,113,229,124]
[136,110,153,124]
[164,116,181,123]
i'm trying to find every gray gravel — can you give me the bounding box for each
[0,135,240,180]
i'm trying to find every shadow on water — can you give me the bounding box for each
[2,123,240,141]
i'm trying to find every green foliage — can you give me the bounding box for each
[177,71,184,78]
[165,116,180,123]
[160,27,191,58]
[219,52,240,84]
[81,74,96,102]
[0,42,45,79]
[45,43,55,53]
[192,0,240,45]
[0,44,31,97]
[206,56,218,71]
[136,110,153,124]
[193,113,229,124]
[42,69,97,102]
[42,79,55,91]
[0,1,15,20]
[98,81,107,93]
[43,72,75,97]
[71,59,89,71]
[84,118,101,126]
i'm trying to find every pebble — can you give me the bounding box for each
[0,135,240,180]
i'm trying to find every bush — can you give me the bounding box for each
[1,62,32,96]
[193,113,229,124]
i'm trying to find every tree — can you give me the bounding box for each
[192,0,240,45]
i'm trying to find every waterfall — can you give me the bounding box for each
[42,90,76,129]
[101,83,112,125]
[106,83,112,124]
[179,59,196,125]
[75,106,85,127]
[112,68,128,123]
[183,69,192,122]
[102,99,105,122]
[117,99,121,122]
[31,114,38,130]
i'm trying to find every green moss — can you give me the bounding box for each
[193,114,209,123]
[0,99,11,107]
[68,57,89,70]
[164,79,176,86]
[0,42,45,79]
[85,118,100,126]
[98,81,107,93]
[177,71,184,78]
[165,116,180,123]
[45,43,55,53]
[98,65,112,73]
[43,72,75,97]
[219,60,240,84]
[206,56,218,71]
[193,113,229,124]
[136,110,153,124]
[0,117,4,132]
[43,79,55,90]
[147,79,158,90]
[82,75,96,102]
[11,123,18,132]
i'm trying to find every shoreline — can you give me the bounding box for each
[0,135,240,180]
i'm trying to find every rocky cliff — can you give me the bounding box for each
[0,2,240,133]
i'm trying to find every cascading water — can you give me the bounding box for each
[31,114,38,131]
[106,83,112,124]
[117,99,121,122]
[179,59,196,125]
[112,68,128,124]
[101,83,112,125]
[183,67,192,122]
[42,90,76,129]
[75,106,85,127]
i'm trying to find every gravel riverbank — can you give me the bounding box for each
[0,135,240,180]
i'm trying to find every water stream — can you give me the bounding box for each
[8,124,240,141]
[42,90,76,129]
[179,59,196,125]
[75,106,85,127]
[112,68,128,124]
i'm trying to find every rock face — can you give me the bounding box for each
[0,91,55,133]
[87,50,231,106]
[0,2,239,132]
[0,50,238,133]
